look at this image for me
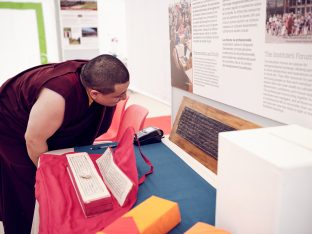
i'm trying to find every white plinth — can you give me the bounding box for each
[216,125,312,234]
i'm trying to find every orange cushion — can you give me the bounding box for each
[124,195,181,234]
[98,195,181,234]
[184,222,230,234]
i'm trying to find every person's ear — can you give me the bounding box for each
[89,89,100,100]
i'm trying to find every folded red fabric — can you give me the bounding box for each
[35,128,144,234]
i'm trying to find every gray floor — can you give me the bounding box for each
[126,90,171,117]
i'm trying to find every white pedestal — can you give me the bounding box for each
[216,125,312,234]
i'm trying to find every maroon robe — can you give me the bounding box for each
[0,60,115,233]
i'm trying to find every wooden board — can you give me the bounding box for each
[169,97,261,174]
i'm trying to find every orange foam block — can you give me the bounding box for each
[98,195,181,234]
[184,222,230,234]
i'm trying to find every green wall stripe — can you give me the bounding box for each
[0,2,48,64]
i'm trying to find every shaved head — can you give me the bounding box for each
[81,54,129,94]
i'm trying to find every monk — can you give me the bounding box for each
[0,54,129,233]
[286,13,294,36]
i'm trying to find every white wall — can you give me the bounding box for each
[0,0,128,85]
[0,0,181,102]
[0,0,283,127]
[98,0,127,61]
[0,0,171,106]
[125,0,171,105]
[172,87,283,127]
[123,0,282,127]
[0,0,59,85]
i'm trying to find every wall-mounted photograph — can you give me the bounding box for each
[169,0,193,92]
[82,27,98,37]
[266,0,312,43]
[60,0,97,11]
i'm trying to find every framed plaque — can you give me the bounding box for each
[169,97,260,174]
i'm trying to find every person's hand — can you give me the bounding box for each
[29,154,39,167]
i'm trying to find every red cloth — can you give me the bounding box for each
[35,128,143,234]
